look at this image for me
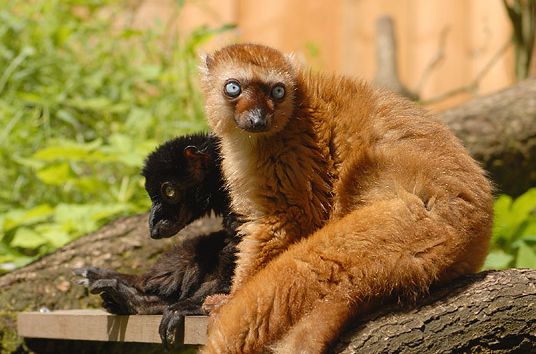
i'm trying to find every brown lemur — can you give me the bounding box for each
[199,44,493,353]
[74,133,239,348]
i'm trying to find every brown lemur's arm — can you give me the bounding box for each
[230,216,305,293]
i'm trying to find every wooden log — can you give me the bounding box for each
[333,268,536,353]
[13,267,536,353]
[438,77,536,197]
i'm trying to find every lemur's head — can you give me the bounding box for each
[142,134,218,239]
[201,44,298,137]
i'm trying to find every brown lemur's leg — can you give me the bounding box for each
[203,195,490,353]
[270,296,356,354]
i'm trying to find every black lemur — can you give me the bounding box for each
[74,133,238,347]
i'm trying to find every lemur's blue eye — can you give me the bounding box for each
[271,84,285,100]
[224,80,241,98]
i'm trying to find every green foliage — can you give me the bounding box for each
[0,0,233,273]
[483,188,536,270]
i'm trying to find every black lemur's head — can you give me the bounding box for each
[142,133,227,239]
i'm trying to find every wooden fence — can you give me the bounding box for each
[132,0,527,110]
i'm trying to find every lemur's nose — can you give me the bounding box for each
[244,108,269,132]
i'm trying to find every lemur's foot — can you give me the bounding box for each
[159,299,203,349]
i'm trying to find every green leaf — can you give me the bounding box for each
[492,194,514,242]
[36,162,72,185]
[53,25,72,46]
[36,224,72,248]
[54,203,128,236]
[72,177,109,194]
[10,227,47,249]
[101,133,154,167]
[3,204,54,232]
[516,241,536,268]
[521,235,536,242]
[32,140,105,162]
[16,92,45,105]
[482,250,514,270]
[138,65,161,80]
[511,188,536,216]
[119,28,143,39]
[67,97,113,111]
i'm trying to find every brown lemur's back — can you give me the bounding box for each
[200,43,493,354]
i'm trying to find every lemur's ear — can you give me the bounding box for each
[199,53,214,76]
[285,52,304,71]
[184,146,209,161]
[184,145,210,179]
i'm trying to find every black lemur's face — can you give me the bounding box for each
[142,134,217,239]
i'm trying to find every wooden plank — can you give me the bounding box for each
[17,310,208,345]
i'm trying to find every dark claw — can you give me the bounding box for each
[73,266,114,280]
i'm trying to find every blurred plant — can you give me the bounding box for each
[0,0,233,273]
[483,188,536,270]
[503,0,536,80]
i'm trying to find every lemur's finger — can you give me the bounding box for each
[75,278,90,287]
[73,266,120,281]
[72,267,89,277]
[88,278,119,294]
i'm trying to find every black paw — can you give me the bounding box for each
[73,267,136,314]
[159,306,187,350]
[159,299,204,349]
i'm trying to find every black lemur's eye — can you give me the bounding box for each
[224,80,241,98]
[271,84,285,100]
[160,182,180,203]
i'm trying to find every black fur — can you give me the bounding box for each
[142,133,237,238]
[74,133,238,348]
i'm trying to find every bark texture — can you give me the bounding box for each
[333,268,536,354]
[438,77,536,197]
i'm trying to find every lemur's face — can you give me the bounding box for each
[142,139,212,239]
[144,176,195,239]
[201,44,297,137]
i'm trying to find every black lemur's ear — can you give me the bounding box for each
[183,146,211,180]
[184,145,210,161]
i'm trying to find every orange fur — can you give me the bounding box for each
[200,44,493,353]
